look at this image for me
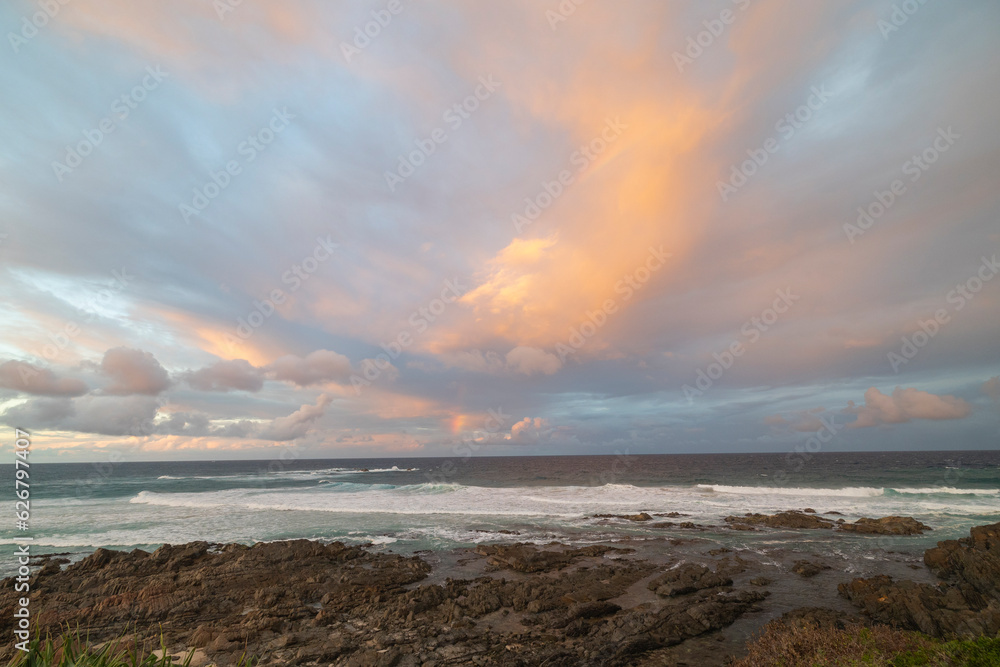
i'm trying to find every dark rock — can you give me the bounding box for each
[792,560,832,578]
[724,511,835,530]
[647,563,731,597]
[839,522,1000,638]
[839,516,931,535]
[474,543,631,573]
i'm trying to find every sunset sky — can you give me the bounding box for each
[1,0,998,461]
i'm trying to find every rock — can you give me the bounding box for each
[647,563,732,597]
[749,577,772,586]
[792,560,832,578]
[474,543,631,573]
[803,508,816,513]
[839,522,1000,638]
[724,511,835,530]
[568,601,621,620]
[839,516,931,535]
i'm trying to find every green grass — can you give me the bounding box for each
[6,629,256,667]
[734,622,1000,666]
[892,635,1000,666]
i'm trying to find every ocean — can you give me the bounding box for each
[4,450,998,578]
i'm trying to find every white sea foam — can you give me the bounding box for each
[889,487,1000,496]
[697,485,886,498]
[125,480,999,522]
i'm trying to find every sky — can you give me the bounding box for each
[0,0,998,462]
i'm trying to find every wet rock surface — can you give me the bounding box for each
[5,521,996,665]
[839,522,1000,638]
[725,510,835,530]
[792,560,833,578]
[839,516,932,535]
[725,511,931,535]
[0,539,771,666]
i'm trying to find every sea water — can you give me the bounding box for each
[2,450,998,577]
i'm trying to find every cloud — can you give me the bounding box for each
[764,407,826,432]
[267,350,353,386]
[843,387,972,428]
[505,346,562,375]
[441,346,562,376]
[508,417,552,442]
[983,376,1000,402]
[259,394,333,441]
[184,359,265,392]
[0,360,87,397]
[101,348,172,395]
[1,395,160,436]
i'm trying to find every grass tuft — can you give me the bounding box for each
[6,628,256,667]
[733,621,1000,667]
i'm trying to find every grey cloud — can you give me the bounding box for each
[0,360,88,397]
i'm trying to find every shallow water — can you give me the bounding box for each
[3,450,998,577]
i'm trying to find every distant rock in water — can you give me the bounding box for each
[839,522,1000,638]
[839,516,931,535]
[792,560,832,578]
[725,511,931,534]
[725,510,835,530]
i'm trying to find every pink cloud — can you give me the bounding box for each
[101,348,171,395]
[844,387,972,428]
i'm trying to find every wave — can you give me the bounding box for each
[697,485,885,498]
[284,466,420,476]
[887,487,999,496]
[697,485,1000,498]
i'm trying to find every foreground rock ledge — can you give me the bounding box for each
[0,539,768,666]
[839,522,1000,637]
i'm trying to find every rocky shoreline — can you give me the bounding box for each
[2,515,997,666]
